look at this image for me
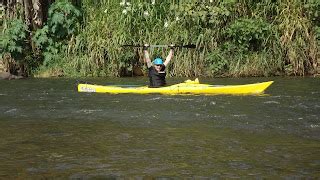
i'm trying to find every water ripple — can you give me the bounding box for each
[263,101,280,104]
[4,108,17,114]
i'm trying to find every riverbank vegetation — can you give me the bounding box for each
[1,0,319,77]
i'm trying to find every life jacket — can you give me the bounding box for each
[148,66,166,87]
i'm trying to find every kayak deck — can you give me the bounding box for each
[77,78,273,95]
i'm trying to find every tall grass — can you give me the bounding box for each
[275,0,318,75]
[46,0,319,77]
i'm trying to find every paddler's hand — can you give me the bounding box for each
[143,44,149,50]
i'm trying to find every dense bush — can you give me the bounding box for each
[31,0,81,76]
[0,19,28,60]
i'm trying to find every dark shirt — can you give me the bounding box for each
[148,66,166,87]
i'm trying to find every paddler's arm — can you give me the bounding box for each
[143,44,152,68]
[163,44,174,67]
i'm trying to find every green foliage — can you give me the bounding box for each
[32,25,51,49]
[316,26,320,41]
[274,0,318,76]
[32,0,81,75]
[0,19,28,60]
[24,0,319,77]
[42,42,66,67]
[226,18,272,52]
[305,1,320,44]
[304,0,320,25]
[47,0,81,39]
[171,1,235,30]
[205,50,228,76]
[68,0,317,77]
[118,51,136,72]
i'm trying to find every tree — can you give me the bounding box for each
[3,0,55,30]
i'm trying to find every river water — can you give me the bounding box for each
[0,77,319,178]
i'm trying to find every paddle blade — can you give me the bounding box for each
[181,44,196,48]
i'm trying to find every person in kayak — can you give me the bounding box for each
[143,44,174,87]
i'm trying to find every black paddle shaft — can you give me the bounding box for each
[122,44,196,49]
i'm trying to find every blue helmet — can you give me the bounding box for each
[153,58,163,65]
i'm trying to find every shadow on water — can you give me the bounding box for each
[0,77,319,178]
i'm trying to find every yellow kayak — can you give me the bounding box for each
[77,78,273,95]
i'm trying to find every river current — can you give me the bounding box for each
[0,77,319,178]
